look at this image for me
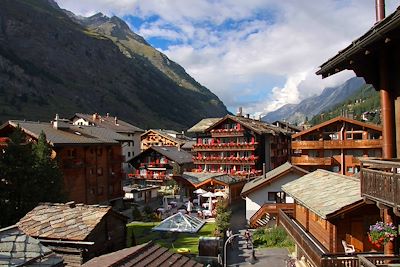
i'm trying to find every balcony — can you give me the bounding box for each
[193,156,258,165]
[291,156,332,166]
[278,210,398,267]
[210,128,244,137]
[192,142,257,152]
[292,139,383,150]
[360,159,400,210]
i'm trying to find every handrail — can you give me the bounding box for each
[249,203,294,228]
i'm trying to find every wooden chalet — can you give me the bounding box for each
[18,202,127,267]
[174,172,247,203]
[0,117,127,205]
[316,0,400,261]
[190,114,291,176]
[280,170,382,267]
[140,129,193,152]
[128,146,194,186]
[82,242,202,267]
[0,225,64,266]
[241,162,308,228]
[292,116,382,176]
[71,113,144,176]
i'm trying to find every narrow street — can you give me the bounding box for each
[226,200,290,267]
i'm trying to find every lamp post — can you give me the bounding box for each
[223,233,257,267]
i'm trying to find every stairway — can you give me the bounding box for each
[254,213,270,228]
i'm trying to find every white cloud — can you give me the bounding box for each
[55,0,400,116]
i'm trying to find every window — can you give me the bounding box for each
[128,152,131,157]
[268,192,276,201]
[138,192,142,198]
[353,133,362,140]
[89,168,94,175]
[347,167,354,173]
[97,167,103,176]
[346,133,353,140]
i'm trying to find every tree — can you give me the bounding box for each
[0,129,64,227]
[214,200,231,235]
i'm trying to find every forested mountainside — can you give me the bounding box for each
[0,0,228,130]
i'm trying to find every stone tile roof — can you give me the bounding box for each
[241,162,308,196]
[282,170,362,219]
[182,172,243,186]
[187,118,222,133]
[145,129,189,145]
[5,120,130,146]
[150,146,193,164]
[0,225,63,266]
[18,202,112,241]
[82,242,203,267]
[73,113,144,133]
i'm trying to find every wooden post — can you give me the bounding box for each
[384,208,394,254]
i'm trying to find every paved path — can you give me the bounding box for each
[226,200,290,266]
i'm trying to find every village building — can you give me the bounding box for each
[0,225,64,266]
[189,113,291,176]
[140,129,193,152]
[316,0,400,260]
[123,184,160,203]
[174,172,246,203]
[71,113,144,176]
[279,170,381,267]
[128,146,194,186]
[0,117,127,205]
[82,241,203,267]
[272,121,303,134]
[18,202,127,267]
[291,116,382,176]
[240,162,308,228]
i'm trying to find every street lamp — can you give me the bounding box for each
[223,233,257,267]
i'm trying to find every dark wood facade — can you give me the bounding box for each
[192,115,290,175]
[292,117,382,176]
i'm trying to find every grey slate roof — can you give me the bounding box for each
[282,170,362,219]
[18,203,115,241]
[5,120,130,146]
[0,225,63,267]
[181,172,242,185]
[73,113,144,133]
[133,146,193,165]
[187,118,222,133]
[241,162,308,195]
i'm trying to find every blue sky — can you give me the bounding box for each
[56,0,398,116]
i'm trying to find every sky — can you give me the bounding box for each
[55,0,399,117]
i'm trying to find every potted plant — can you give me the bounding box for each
[368,221,398,248]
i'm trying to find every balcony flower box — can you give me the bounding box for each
[368,221,398,247]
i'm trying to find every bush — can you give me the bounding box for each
[252,226,294,248]
[132,205,142,220]
[214,200,231,235]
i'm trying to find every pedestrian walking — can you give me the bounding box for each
[244,229,251,248]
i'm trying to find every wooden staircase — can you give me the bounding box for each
[249,203,294,228]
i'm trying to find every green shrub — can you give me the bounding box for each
[252,226,294,248]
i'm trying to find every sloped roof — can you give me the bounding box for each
[141,129,187,145]
[241,162,308,196]
[187,118,222,133]
[18,202,123,241]
[131,146,193,165]
[292,116,382,139]
[282,170,362,219]
[272,121,303,133]
[2,120,130,146]
[208,115,290,136]
[181,172,243,186]
[82,242,203,267]
[0,225,63,266]
[181,140,196,150]
[73,113,144,133]
[153,213,205,233]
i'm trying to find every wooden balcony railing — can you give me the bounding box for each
[278,210,398,267]
[210,128,244,137]
[292,139,382,150]
[360,159,400,209]
[249,203,294,228]
[192,142,257,151]
[193,156,258,165]
[291,156,332,166]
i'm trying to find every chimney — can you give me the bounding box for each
[106,113,110,117]
[66,201,76,208]
[92,113,98,121]
[263,163,266,178]
[237,107,243,117]
[246,114,250,119]
[53,114,70,130]
[375,0,385,22]
[114,116,118,125]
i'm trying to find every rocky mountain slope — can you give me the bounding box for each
[262,77,365,124]
[0,0,228,130]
